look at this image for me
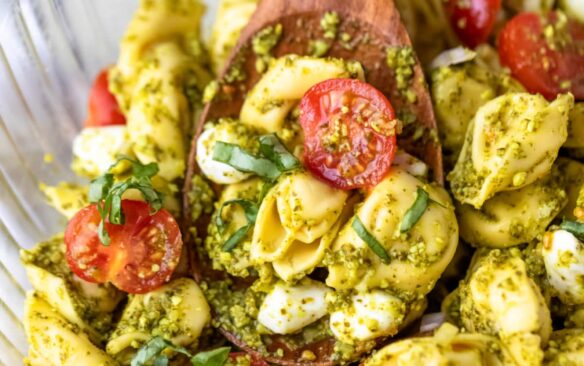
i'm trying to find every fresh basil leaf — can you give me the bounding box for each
[132,161,159,179]
[191,347,231,366]
[131,336,174,366]
[352,216,390,264]
[109,191,125,225]
[259,134,300,171]
[560,220,584,241]
[133,184,164,212]
[222,225,252,252]
[213,142,281,181]
[400,187,430,233]
[216,199,259,232]
[154,355,169,366]
[97,220,111,246]
[89,174,114,203]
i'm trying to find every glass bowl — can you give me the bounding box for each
[0,1,217,364]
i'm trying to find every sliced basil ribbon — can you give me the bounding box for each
[352,216,390,264]
[216,199,260,252]
[212,134,300,181]
[131,336,230,366]
[213,141,281,181]
[259,134,300,171]
[400,187,430,233]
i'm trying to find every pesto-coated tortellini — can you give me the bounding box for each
[544,329,584,366]
[209,0,258,73]
[110,0,212,181]
[364,323,513,366]
[240,55,364,133]
[457,173,567,248]
[449,93,573,209]
[24,292,118,366]
[326,167,458,295]
[106,278,210,362]
[251,171,349,280]
[564,103,584,148]
[542,229,584,305]
[431,62,523,153]
[113,0,206,82]
[206,178,264,277]
[20,235,124,344]
[458,249,552,366]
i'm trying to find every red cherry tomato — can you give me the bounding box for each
[84,69,126,127]
[498,12,584,100]
[299,78,397,190]
[446,0,502,48]
[65,200,182,294]
[229,353,269,366]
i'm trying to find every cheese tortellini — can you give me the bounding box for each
[110,0,212,181]
[106,278,210,362]
[545,329,584,366]
[209,0,258,73]
[326,167,458,294]
[456,249,552,366]
[251,171,349,280]
[449,93,573,208]
[24,292,118,366]
[20,235,124,344]
[431,61,523,153]
[364,323,513,366]
[457,172,567,248]
[240,55,364,133]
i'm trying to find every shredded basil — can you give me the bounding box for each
[88,157,164,245]
[131,336,230,366]
[259,134,300,171]
[213,142,281,181]
[215,199,259,252]
[400,187,430,233]
[560,220,584,241]
[352,216,390,264]
[212,134,299,182]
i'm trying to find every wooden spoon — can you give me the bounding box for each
[183,0,443,364]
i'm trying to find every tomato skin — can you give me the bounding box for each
[498,12,584,100]
[84,69,126,127]
[299,78,397,190]
[65,200,182,294]
[446,0,502,48]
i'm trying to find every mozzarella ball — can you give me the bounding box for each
[257,281,329,334]
[329,290,406,344]
[72,126,132,178]
[543,230,584,305]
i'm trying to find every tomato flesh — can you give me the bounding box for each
[84,69,126,127]
[498,12,584,100]
[446,0,501,48]
[299,78,397,190]
[65,200,182,294]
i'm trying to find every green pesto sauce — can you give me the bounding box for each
[20,235,118,338]
[252,23,283,73]
[111,281,197,349]
[188,174,216,224]
[386,46,417,103]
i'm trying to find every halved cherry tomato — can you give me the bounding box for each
[65,200,182,294]
[498,12,584,100]
[84,69,126,127]
[446,0,502,48]
[229,352,269,366]
[299,78,397,190]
